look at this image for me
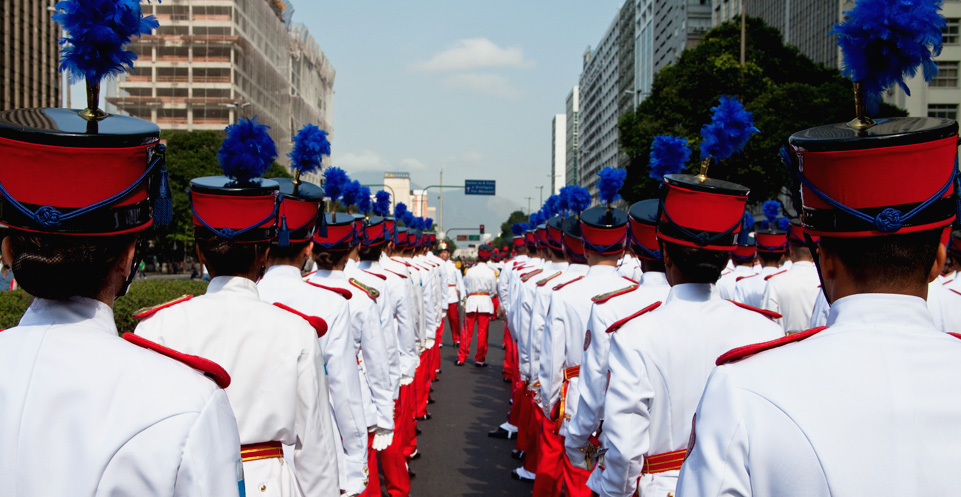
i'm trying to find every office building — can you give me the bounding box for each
[552,114,567,194]
[565,86,580,187]
[1,0,61,110]
[578,12,621,198]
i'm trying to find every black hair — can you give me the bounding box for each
[549,247,564,259]
[640,258,666,274]
[662,240,729,283]
[9,230,136,300]
[195,229,270,277]
[819,229,941,290]
[359,243,385,261]
[268,240,311,262]
[312,244,351,270]
[789,240,813,259]
[758,251,784,264]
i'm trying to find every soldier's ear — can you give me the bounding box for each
[930,242,948,284]
[1,236,12,268]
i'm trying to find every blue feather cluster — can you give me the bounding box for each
[357,185,372,213]
[833,0,944,98]
[569,186,592,214]
[519,222,531,232]
[777,217,791,231]
[341,180,362,208]
[425,218,434,231]
[512,223,524,236]
[217,117,277,182]
[52,0,158,85]
[649,135,691,181]
[288,124,331,175]
[557,186,572,214]
[742,211,755,232]
[394,202,408,220]
[700,96,759,162]
[323,168,349,201]
[400,210,414,227]
[544,195,560,218]
[373,191,391,216]
[762,200,781,223]
[598,167,626,205]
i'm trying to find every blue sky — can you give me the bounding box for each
[293,1,625,232]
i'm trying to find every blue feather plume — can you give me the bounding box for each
[544,194,560,218]
[323,168,349,201]
[512,223,524,236]
[394,202,408,220]
[287,124,330,175]
[777,217,791,231]
[341,180,362,209]
[569,186,592,214]
[400,211,414,227]
[762,200,781,224]
[557,186,572,214]
[742,211,755,232]
[649,135,691,181]
[52,0,158,85]
[833,0,945,99]
[425,218,434,231]
[373,191,391,216]
[529,213,537,225]
[519,222,531,232]
[598,167,626,206]
[217,117,277,182]
[357,185,372,213]
[700,96,759,162]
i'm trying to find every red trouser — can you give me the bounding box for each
[446,303,461,344]
[381,384,412,497]
[532,416,565,497]
[524,400,543,473]
[431,323,442,381]
[492,295,500,315]
[405,381,418,457]
[562,451,592,497]
[360,432,381,497]
[414,348,432,418]
[458,312,491,363]
[503,324,516,380]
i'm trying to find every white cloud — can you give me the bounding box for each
[400,158,428,171]
[412,38,532,72]
[334,150,386,170]
[442,73,522,100]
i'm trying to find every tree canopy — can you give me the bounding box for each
[494,210,528,248]
[619,17,906,206]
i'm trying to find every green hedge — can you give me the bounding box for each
[0,279,209,334]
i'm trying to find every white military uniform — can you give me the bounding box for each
[0,297,244,497]
[761,260,820,334]
[463,262,498,314]
[135,276,336,497]
[599,284,782,497]
[566,271,671,478]
[526,261,574,382]
[616,253,643,282]
[513,261,548,381]
[810,287,830,328]
[677,294,961,496]
[716,264,756,300]
[398,257,427,355]
[258,265,368,495]
[926,280,961,333]
[351,261,402,399]
[382,255,419,379]
[499,254,528,327]
[445,258,464,307]
[732,264,781,307]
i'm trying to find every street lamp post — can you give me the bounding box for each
[524,196,533,215]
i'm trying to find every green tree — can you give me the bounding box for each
[619,17,906,206]
[494,210,528,248]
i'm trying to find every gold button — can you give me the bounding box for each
[260,484,267,492]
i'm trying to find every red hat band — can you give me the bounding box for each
[629,218,661,260]
[578,221,627,255]
[657,182,747,251]
[395,230,409,245]
[512,236,525,247]
[536,227,549,247]
[524,231,537,249]
[791,132,958,237]
[478,248,492,260]
[191,190,279,243]
[788,224,818,245]
[313,213,355,249]
[562,232,587,263]
[364,220,387,246]
[546,224,563,249]
[732,244,757,260]
[279,197,320,244]
[755,231,788,253]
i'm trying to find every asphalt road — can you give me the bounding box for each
[403,316,532,497]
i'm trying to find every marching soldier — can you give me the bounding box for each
[761,221,821,334]
[716,225,757,300]
[438,242,464,347]
[0,2,244,491]
[458,244,498,366]
[734,220,788,307]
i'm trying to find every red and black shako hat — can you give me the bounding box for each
[313,212,356,251]
[0,1,170,236]
[278,123,331,245]
[190,118,281,243]
[628,199,661,261]
[478,244,493,261]
[579,167,629,255]
[783,0,958,238]
[561,215,588,264]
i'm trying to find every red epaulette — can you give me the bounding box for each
[272,303,328,338]
[384,268,407,279]
[553,275,585,291]
[306,281,353,300]
[348,278,380,299]
[622,276,638,284]
[943,279,954,285]
[392,258,412,267]
[520,268,544,283]
[727,300,782,320]
[736,274,757,282]
[122,333,231,388]
[592,284,639,304]
[716,326,827,366]
[302,270,317,279]
[949,288,961,298]
[363,270,387,281]
[948,332,961,340]
[132,294,193,320]
[605,301,662,333]
[536,271,563,287]
[764,270,787,281]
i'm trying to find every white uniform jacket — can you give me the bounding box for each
[926,280,961,333]
[526,262,577,381]
[258,265,366,495]
[716,264,756,301]
[380,255,420,379]
[616,254,642,282]
[599,283,782,497]
[761,260,820,334]
[538,265,626,426]
[499,255,528,321]
[513,260,551,381]
[509,258,543,341]
[677,294,961,497]
[445,259,463,305]
[352,261,403,398]
[566,272,671,469]
[400,257,427,352]
[415,256,441,341]
[308,270,394,432]
[463,262,498,314]
[732,265,781,307]
[135,276,335,497]
[0,297,243,497]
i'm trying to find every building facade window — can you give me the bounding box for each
[928,103,958,120]
[944,18,959,45]
[931,61,960,87]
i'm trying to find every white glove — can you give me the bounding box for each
[425,338,435,349]
[372,427,394,451]
[400,375,415,386]
[566,446,590,470]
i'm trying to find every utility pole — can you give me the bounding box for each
[524,196,534,215]
[439,168,444,233]
[740,0,746,67]
[536,186,544,207]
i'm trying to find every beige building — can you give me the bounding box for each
[1,0,61,110]
[109,0,334,175]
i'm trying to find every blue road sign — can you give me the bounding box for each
[465,179,496,195]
